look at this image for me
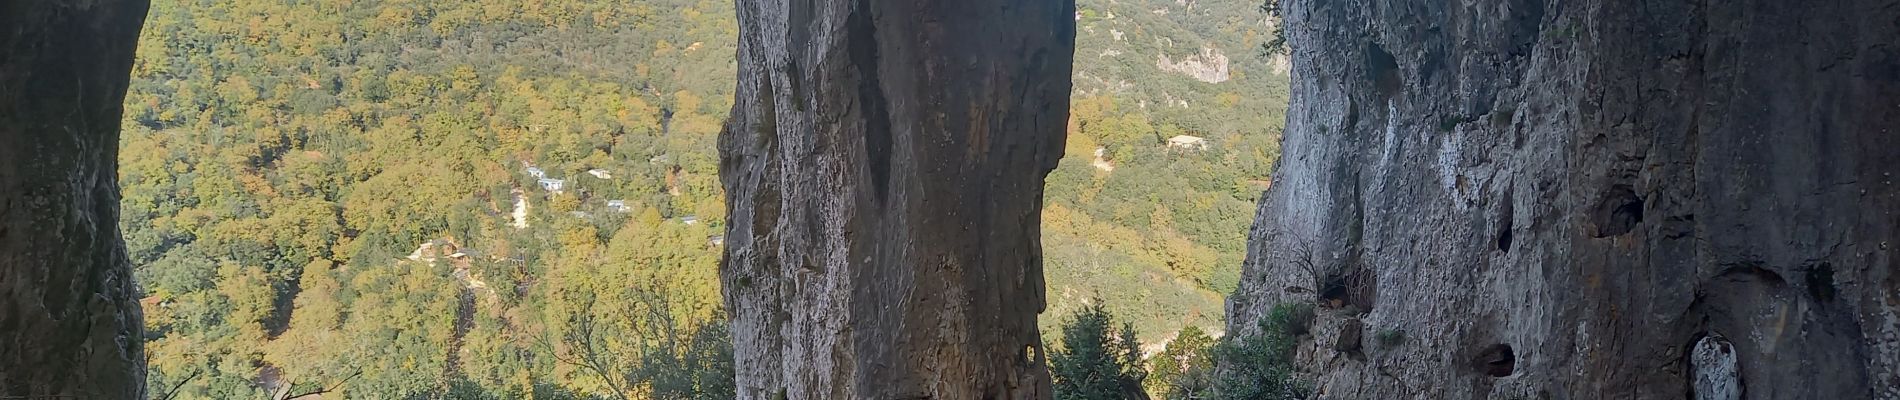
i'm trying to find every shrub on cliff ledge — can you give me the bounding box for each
[1204,303,1311,400]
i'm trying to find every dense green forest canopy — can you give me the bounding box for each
[119,0,1286,397]
[1047,0,1289,339]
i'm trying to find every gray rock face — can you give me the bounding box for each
[1230,0,1900,398]
[718,0,1075,398]
[0,0,150,397]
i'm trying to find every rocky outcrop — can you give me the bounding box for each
[718,0,1075,399]
[1157,46,1232,83]
[0,0,151,397]
[1231,0,1900,398]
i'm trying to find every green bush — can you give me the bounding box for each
[1265,303,1315,337]
[1148,326,1216,397]
[1051,303,1148,400]
[1376,328,1406,348]
[638,319,736,400]
[1202,303,1312,400]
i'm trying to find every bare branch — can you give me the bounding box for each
[155,370,201,400]
[278,370,363,400]
[543,290,633,400]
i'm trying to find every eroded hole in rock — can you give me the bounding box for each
[1474,343,1516,377]
[1365,41,1401,98]
[1318,262,1376,312]
[1497,220,1515,252]
[1716,262,1786,287]
[1497,224,1514,252]
[1497,191,1516,252]
[1805,262,1837,304]
[1590,184,1644,238]
[1318,274,1349,307]
[1343,101,1361,131]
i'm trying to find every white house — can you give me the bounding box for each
[1166,135,1209,151]
[526,167,547,179]
[538,178,566,193]
[708,235,725,246]
[680,215,699,225]
[606,200,629,212]
[587,169,613,179]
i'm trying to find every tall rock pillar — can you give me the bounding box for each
[0,0,151,397]
[718,0,1075,398]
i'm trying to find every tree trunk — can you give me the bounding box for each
[0,0,150,397]
[718,0,1075,398]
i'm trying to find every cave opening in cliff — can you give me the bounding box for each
[1590,184,1644,238]
[1316,262,1375,313]
[1475,343,1516,378]
[1804,262,1838,304]
[1364,41,1401,98]
[1497,190,1516,252]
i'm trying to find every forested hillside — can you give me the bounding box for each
[119,0,1285,397]
[1044,0,1289,340]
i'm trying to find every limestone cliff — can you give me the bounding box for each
[718,0,1075,398]
[1231,0,1900,398]
[0,0,151,397]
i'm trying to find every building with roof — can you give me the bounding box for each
[538,178,565,193]
[1167,135,1208,151]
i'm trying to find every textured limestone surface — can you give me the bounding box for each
[0,0,151,397]
[718,0,1076,398]
[1229,0,1900,398]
